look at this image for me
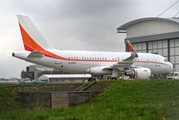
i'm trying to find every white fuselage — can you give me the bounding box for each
[13,49,173,75]
[14,15,173,78]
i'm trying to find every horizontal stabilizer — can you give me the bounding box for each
[27,51,43,58]
[5,54,12,57]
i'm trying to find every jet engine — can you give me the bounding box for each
[124,68,151,79]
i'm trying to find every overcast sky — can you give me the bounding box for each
[0,0,178,79]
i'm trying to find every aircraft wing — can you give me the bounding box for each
[102,52,138,71]
[27,51,43,58]
[113,40,138,69]
[102,40,139,70]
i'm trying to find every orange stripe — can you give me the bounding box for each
[127,40,135,52]
[19,24,34,51]
[19,23,68,60]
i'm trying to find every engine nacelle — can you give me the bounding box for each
[86,66,112,75]
[125,68,151,79]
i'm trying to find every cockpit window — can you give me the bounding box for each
[164,59,168,62]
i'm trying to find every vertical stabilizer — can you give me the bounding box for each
[17,15,52,51]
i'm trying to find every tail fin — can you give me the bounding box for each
[17,15,52,51]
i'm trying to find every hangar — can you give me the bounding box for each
[117,17,179,73]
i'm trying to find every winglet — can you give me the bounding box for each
[126,40,135,52]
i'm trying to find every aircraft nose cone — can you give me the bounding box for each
[168,63,173,72]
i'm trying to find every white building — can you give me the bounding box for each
[38,74,91,83]
[117,17,179,74]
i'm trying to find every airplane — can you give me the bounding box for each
[12,15,173,81]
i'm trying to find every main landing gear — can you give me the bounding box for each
[111,68,118,80]
[88,75,97,82]
[111,77,117,80]
[88,78,96,82]
[88,75,118,82]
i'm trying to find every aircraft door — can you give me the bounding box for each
[55,62,64,70]
[153,55,160,67]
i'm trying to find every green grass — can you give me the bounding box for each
[1,80,179,120]
[0,84,24,112]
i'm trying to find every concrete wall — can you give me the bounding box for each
[18,91,97,109]
[51,92,69,108]
[16,82,112,109]
[18,92,51,108]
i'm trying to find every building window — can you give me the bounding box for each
[170,56,175,63]
[148,42,152,49]
[158,41,162,48]
[163,49,168,56]
[132,42,146,52]
[170,48,175,55]
[158,49,162,55]
[170,40,175,47]
[138,43,142,50]
[163,40,167,48]
[152,49,158,54]
[175,56,179,63]
[142,43,146,49]
[153,41,158,49]
[175,47,179,55]
[175,64,179,72]
[175,39,179,47]
[133,44,137,50]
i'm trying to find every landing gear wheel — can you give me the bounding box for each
[111,77,117,80]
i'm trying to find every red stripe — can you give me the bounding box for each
[24,43,34,51]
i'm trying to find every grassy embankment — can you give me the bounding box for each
[1,80,179,120]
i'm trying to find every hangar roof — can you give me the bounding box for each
[117,17,179,31]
